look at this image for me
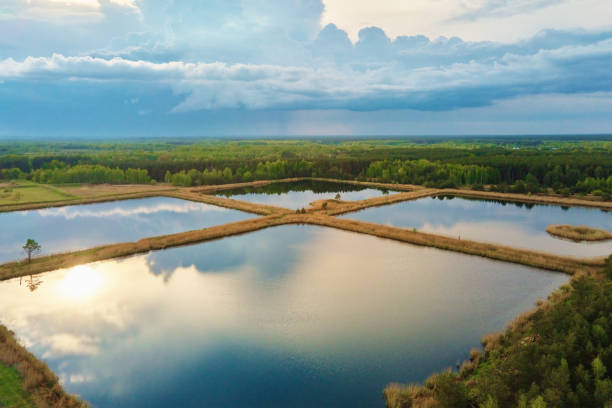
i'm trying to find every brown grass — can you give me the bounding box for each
[0,184,177,213]
[0,325,86,408]
[546,224,612,242]
[324,190,438,215]
[0,212,606,282]
[297,214,605,275]
[0,215,293,281]
[59,183,172,198]
[168,190,292,215]
[440,188,612,210]
[2,178,609,214]
[310,177,421,192]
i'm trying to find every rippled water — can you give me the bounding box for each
[0,197,253,263]
[0,226,567,407]
[341,195,612,258]
[215,180,395,209]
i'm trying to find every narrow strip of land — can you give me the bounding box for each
[320,189,438,215]
[439,188,612,210]
[0,215,293,280]
[166,190,292,215]
[298,215,604,275]
[1,178,609,214]
[0,186,178,213]
[0,212,605,281]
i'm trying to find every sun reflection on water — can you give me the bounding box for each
[58,265,104,299]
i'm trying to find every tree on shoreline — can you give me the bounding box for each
[22,239,41,264]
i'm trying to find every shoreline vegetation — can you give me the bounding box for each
[0,178,609,282]
[1,177,610,215]
[384,256,612,408]
[546,224,612,242]
[0,325,86,408]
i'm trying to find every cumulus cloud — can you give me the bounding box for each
[0,0,611,135]
[2,35,612,112]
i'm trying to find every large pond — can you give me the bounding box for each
[0,197,253,264]
[0,226,567,407]
[341,196,612,258]
[214,180,395,210]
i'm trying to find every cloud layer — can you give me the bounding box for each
[0,0,611,136]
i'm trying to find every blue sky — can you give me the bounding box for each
[1,0,612,137]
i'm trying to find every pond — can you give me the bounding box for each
[0,197,253,264]
[341,196,612,258]
[214,180,396,210]
[0,225,568,407]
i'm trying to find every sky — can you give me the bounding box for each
[1,0,612,138]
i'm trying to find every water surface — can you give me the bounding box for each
[341,196,612,258]
[0,226,567,407]
[0,197,253,263]
[215,180,395,209]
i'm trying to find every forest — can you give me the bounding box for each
[385,256,612,408]
[1,137,610,197]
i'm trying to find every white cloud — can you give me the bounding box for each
[321,0,612,42]
[2,36,612,112]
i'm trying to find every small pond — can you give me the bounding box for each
[0,225,567,407]
[214,180,396,210]
[0,197,253,264]
[340,195,612,258]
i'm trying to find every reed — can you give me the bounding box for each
[546,224,612,242]
[0,325,86,408]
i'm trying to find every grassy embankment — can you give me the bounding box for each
[384,257,612,408]
[300,214,605,275]
[0,325,86,408]
[1,178,609,214]
[546,224,612,242]
[0,215,294,281]
[0,210,606,282]
[0,179,609,281]
[0,182,178,213]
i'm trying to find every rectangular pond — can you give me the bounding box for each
[214,180,397,210]
[0,197,254,264]
[0,225,568,407]
[341,195,612,258]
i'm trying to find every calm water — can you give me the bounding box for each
[341,196,612,258]
[0,197,253,263]
[215,180,395,209]
[0,226,567,407]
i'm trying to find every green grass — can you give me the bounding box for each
[0,181,76,206]
[0,363,35,408]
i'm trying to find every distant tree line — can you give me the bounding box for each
[0,140,610,197]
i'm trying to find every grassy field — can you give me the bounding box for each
[0,364,35,408]
[0,182,75,206]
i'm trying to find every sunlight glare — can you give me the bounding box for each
[58,265,104,299]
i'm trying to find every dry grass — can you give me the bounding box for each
[2,178,609,214]
[168,190,292,216]
[384,383,437,408]
[310,177,421,192]
[0,184,177,213]
[324,189,438,215]
[1,211,606,282]
[297,214,605,275]
[0,215,293,281]
[441,188,612,210]
[546,224,612,242]
[192,178,303,193]
[59,183,173,198]
[0,325,86,408]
